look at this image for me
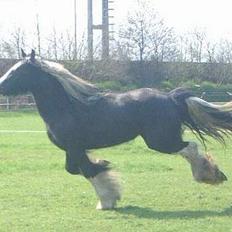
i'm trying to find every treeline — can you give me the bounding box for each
[1,1,232,101]
[64,60,232,101]
[1,1,232,66]
[1,58,232,101]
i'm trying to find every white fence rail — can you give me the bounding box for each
[0,92,230,111]
[0,95,36,111]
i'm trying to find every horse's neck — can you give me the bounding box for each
[31,75,78,122]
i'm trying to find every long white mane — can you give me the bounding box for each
[41,60,99,94]
[33,59,102,102]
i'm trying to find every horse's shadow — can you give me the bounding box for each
[115,205,232,220]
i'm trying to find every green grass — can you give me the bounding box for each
[0,111,232,231]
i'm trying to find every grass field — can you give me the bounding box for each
[0,111,232,232]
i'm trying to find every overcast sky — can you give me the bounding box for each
[0,0,232,48]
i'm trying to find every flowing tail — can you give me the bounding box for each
[170,88,232,145]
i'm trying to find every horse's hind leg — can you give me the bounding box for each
[142,127,227,185]
[66,149,121,210]
[178,142,227,185]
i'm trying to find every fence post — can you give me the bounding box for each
[6,97,9,111]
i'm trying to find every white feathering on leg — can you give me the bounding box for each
[89,170,122,210]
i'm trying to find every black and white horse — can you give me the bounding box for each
[0,50,230,209]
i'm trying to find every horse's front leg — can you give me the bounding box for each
[178,142,227,185]
[66,148,121,210]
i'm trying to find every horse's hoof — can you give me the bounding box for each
[192,155,228,185]
[96,200,116,210]
[200,170,228,185]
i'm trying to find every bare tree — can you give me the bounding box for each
[75,32,88,60]
[0,27,26,59]
[186,28,206,63]
[46,28,88,60]
[119,0,177,62]
[46,30,73,60]
[47,26,58,60]
[148,20,177,62]
[205,41,217,63]
[11,27,26,58]
[216,39,232,63]
[177,35,191,62]
[64,31,74,60]
[119,1,152,62]
[0,41,16,58]
[111,40,131,61]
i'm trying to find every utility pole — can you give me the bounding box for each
[35,0,41,56]
[102,0,109,59]
[74,0,77,60]
[87,0,93,60]
[87,0,114,60]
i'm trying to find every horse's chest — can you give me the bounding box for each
[45,113,81,145]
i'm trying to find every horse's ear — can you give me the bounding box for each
[21,49,26,58]
[30,49,36,62]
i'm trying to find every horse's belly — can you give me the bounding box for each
[84,132,137,149]
[82,120,139,149]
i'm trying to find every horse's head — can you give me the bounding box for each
[0,49,38,95]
